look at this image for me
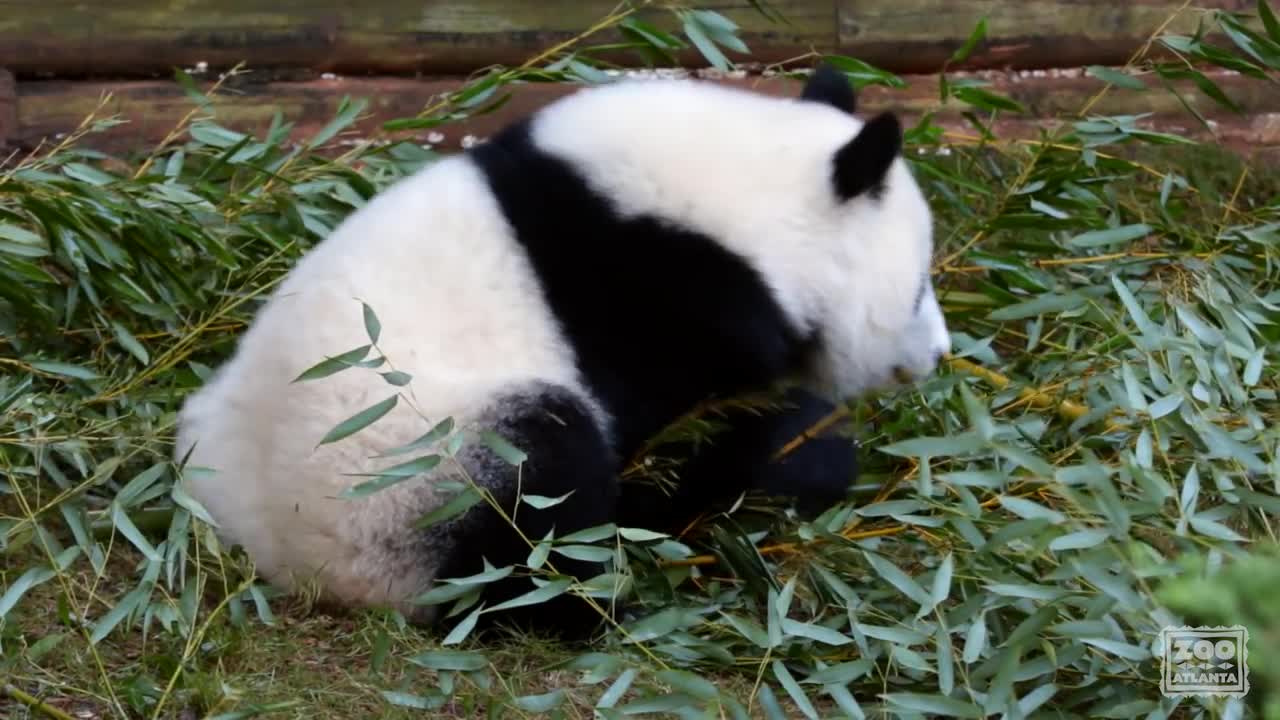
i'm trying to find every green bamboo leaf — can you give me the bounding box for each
[1069,223,1152,248]
[720,612,771,649]
[0,547,81,620]
[523,528,555,571]
[1188,515,1247,542]
[1081,637,1150,661]
[307,96,370,149]
[878,432,987,458]
[1150,393,1184,419]
[247,583,276,626]
[557,524,617,544]
[114,462,168,509]
[999,496,1066,523]
[293,345,372,382]
[1049,528,1111,551]
[622,607,684,643]
[90,585,149,644]
[513,690,567,713]
[883,693,985,718]
[552,544,614,563]
[361,300,382,344]
[863,551,933,607]
[949,17,988,64]
[931,553,955,606]
[381,370,413,386]
[340,454,442,499]
[521,491,574,509]
[28,360,100,381]
[1261,0,1280,43]
[1073,561,1144,611]
[681,12,731,70]
[412,580,478,607]
[414,486,483,529]
[1175,305,1225,345]
[0,239,51,258]
[800,659,874,686]
[596,668,638,709]
[772,661,819,720]
[756,684,787,720]
[1243,348,1265,386]
[318,394,398,446]
[381,692,443,711]
[617,527,668,542]
[964,613,987,663]
[484,578,572,613]
[1135,428,1153,470]
[1086,65,1147,90]
[953,86,1026,113]
[1111,275,1160,341]
[985,583,1070,602]
[110,503,162,561]
[63,162,117,186]
[110,321,150,365]
[480,430,527,465]
[1235,488,1280,515]
[780,618,854,646]
[407,650,489,672]
[856,623,930,645]
[376,417,455,458]
[657,669,721,701]
[989,292,1089,321]
[936,623,956,696]
[0,222,45,246]
[441,603,485,646]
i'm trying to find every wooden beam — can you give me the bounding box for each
[838,0,1256,74]
[0,0,835,80]
[0,1,1259,81]
[0,69,14,150]
[12,69,1280,159]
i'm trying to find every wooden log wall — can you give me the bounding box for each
[0,0,1275,158]
[0,0,1255,79]
[0,70,15,150]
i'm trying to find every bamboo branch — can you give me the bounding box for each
[2,685,77,720]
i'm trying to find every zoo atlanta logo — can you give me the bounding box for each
[1160,625,1250,698]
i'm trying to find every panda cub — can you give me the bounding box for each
[174,65,951,638]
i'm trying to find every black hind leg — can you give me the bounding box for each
[424,383,620,641]
[617,386,857,533]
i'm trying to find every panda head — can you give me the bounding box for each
[525,64,950,402]
[789,64,950,400]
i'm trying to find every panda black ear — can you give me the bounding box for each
[833,111,902,201]
[800,63,856,114]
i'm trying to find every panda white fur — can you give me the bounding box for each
[174,65,951,638]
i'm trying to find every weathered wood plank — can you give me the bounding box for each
[14,70,1280,159]
[837,0,1255,73]
[0,0,1261,80]
[0,69,14,150]
[0,0,834,79]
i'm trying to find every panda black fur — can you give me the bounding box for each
[174,65,951,639]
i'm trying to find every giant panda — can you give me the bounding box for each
[173,64,951,639]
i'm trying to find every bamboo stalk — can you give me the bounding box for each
[2,685,77,720]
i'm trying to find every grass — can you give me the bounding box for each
[3,0,1280,718]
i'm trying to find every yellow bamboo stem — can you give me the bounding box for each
[945,355,1090,421]
[2,685,76,720]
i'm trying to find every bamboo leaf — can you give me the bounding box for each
[318,394,398,446]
